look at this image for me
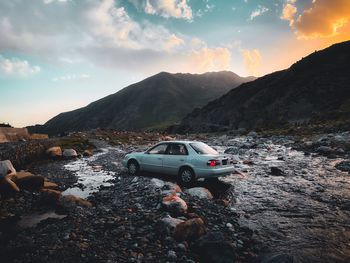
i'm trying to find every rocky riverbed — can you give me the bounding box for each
[1,131,350,262]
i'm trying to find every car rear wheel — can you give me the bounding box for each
[128,160,139,176]
[178,167,195,185]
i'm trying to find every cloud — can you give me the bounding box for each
[0,55,40,76]
[241,49,262,76]
[249,5,269,21]
[185,46,231,73]
[281,0,350,39]
[129,0,192,20]
[52,74,90,82]
[280,3,297,26]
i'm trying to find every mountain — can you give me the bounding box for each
[33,71,254,135]
[174,41,350,133]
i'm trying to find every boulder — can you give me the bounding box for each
[158,216,185,235]
[193,232,236,263]
[317,146,335,155]
[162,195,187,216]
[59,195,92,210]
[83,149,93,157]
[270,167,285,176]
[46,147,62,158]
[63,149,78,159]
[41,189,62,203]
[174,218,207,241]
[43,181,59,189]
[185,187,213,199]
[0,160,16,179]
[335,161,350,172]
[15,175,44,191]
[243,160,254,165]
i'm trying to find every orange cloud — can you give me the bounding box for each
[281,3,297,26]
[282,0,350,40]
[185,47,231,73]
[242,49,262,76]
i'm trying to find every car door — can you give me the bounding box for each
[162,143,188,175]
[141,143,168,173]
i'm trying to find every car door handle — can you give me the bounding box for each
[180,159,184,161]
[158,158,162,160]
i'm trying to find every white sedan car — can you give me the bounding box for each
[122,141,235,184]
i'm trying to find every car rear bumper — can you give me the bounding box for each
[195,166,235,178]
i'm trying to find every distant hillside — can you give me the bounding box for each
[31,71,254,135]
[174,41,350,133]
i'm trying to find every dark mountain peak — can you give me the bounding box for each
[176,40,350,133]
[36,70,253,135]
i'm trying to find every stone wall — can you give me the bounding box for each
[0,128,48,143]
[0,127,30,143]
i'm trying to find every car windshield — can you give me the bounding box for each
[190,142,218,155]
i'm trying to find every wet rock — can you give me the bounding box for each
[83,149,93,157]
[0,160,16,178]
[270,167,285,176]
[15,174,44,191]
[158,216,185,235]
[335,161,350,172]
[193,232,236,263]
[185,187,213,199]
[243,160,254,165]
[317,146,335,155]
[41,189,62,203]
[43,181,58,189]
[46,146,62,158]
[167,250,177,261]
[58,195,92,210]
[0,161,20,196]
[162,195,188,216]
[63,149,78,159]
[224,147,239,155]
[174,218,207,241]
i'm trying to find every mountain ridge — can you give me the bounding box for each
[173,40,350,133]
[30,71,255,135]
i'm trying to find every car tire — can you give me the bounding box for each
[178,167,195,185]
[128,160,139,176]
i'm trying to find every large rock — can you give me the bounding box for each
[63,149,78,159]
[83,149,93,157]
[43,181,59,189]
[158,216,185,235]
[41,189,62,203]
[185,187,213,199]
[194,232,236,263]
[162,195,188,216]
[15,174,44,191]
[46,147,62,158]
[174,218,207,241]
[0,160,16,179]
[58,195,92,210]
[0,161,19,196]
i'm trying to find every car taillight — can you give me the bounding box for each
[207,159,220,167]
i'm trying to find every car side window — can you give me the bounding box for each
[148,144,168,154]
[166,144,188,155]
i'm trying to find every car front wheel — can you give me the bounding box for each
[178,167,195,185]
[128,160,139,176]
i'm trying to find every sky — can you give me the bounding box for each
[0,0,349,127]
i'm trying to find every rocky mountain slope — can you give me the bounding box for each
[175,41,350,133]
[32,71,254,135]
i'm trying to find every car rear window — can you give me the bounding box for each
[190,142,218,155]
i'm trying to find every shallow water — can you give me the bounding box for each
[62,147,118,198]
[212,137,350,262]
[18,211,66,228]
